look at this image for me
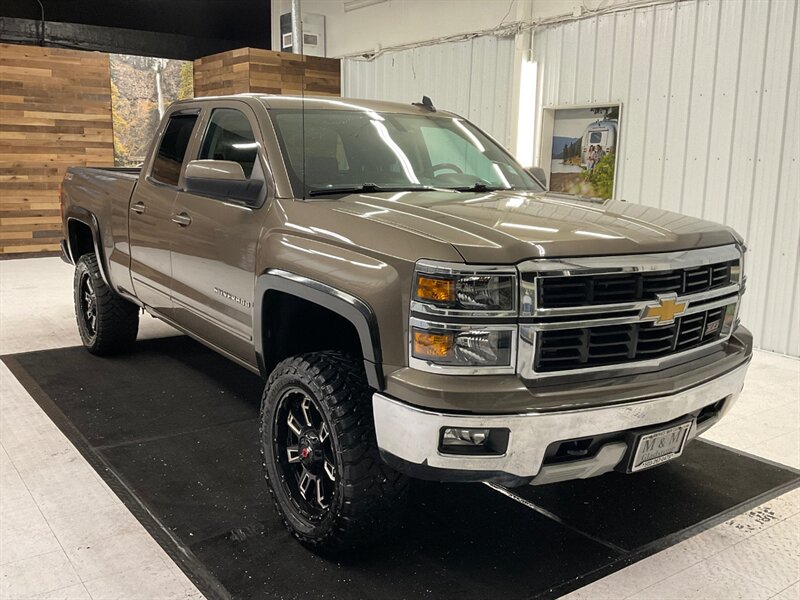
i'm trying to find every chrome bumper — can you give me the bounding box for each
[373,361,749,484]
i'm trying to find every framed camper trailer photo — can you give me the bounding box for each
[540,105,621,200]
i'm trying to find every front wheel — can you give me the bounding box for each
[74,254,139,355]
[260,352,408,552]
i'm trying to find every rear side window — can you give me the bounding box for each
[199,109,258,178]
[152,114,198,186]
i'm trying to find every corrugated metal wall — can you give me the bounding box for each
[534,0,799,356]
[341,0,798,356]
[342,36,516,148]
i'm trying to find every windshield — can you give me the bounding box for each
[269,108,545,197]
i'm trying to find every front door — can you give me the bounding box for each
[169,103,269,366]
[129,110,200,313]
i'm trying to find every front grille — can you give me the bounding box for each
[537,260,737,308]
[535,304,732,372]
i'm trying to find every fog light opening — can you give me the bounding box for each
[439,427,509,456]
[443,428,489,446]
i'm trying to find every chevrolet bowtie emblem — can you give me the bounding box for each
[641,293,688,326]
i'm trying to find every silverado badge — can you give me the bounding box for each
[641,293,688,326]
[214,287,252,308]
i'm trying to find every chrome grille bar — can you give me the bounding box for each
[517,245,744,379]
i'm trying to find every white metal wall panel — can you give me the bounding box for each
[663,2,699,213]
[342,36,515,147]
[610,11,635,102]
[703,0,744,221]
[591,14,615,101]
[644,5,675,208]
[534,0,800,356]
[468,36,516,145]
[576,18,599,104]
[621,8,656,204]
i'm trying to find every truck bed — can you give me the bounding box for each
[61,166,143,295]
[73,166,141,179]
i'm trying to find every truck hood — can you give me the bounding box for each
[327,190,739,263]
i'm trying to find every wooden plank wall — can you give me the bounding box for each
[0,43,114,256]
[192,47,251,97]
[0,44,337,255]
[194,48,340,98]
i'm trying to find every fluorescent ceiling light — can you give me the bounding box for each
[516,60,537,167]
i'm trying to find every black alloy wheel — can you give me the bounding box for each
[260,352,409,552]
[78,271,98,343]
[273,387,337,519]
[73,254,139,355]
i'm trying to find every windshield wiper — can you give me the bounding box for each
[308,184,444,197]
[449,183,512,193]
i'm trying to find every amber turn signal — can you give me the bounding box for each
[416,275,455,303]
[412,329,454,358]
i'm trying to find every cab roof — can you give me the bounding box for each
[177,93,458,117]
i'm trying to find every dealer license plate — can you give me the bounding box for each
[630,421,693,472]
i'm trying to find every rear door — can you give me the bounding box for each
[129,108,200,313]
[169,102,270,366]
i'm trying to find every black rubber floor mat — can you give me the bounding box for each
[512,440,797,551]
[5,336,798,600]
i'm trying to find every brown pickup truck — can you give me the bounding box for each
[60,94,752,551]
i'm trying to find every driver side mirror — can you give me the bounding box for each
[184,159,264,206]
[526,166,547,189]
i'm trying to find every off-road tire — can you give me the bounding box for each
[260,351,409,552]
[74,254,139,355]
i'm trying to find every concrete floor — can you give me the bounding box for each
[1,257,798,600]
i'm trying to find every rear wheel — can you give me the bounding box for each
[260,351,408,552]
[74,254,139,355]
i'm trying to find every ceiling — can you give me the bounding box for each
[0,0,271,59]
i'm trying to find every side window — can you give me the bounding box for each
[199,109,258,178]
[151,114,198,187]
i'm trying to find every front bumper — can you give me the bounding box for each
[373,360,749,486]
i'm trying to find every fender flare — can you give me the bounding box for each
[254,269,384,390]
[64,208,111,288]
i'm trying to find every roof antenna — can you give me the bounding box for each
[412,96,436,112]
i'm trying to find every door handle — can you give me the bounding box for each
[130,202,145,214]
[171,212,192,227]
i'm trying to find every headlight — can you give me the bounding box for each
[411,325,514,368]
[412,261,517,316]
[409,260,518,374]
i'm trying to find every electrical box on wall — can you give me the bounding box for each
[279,12,326,57]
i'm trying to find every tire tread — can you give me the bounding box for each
[260,351,408,552]
[74,254,139,355]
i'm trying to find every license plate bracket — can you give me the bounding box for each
[624,419,694,473]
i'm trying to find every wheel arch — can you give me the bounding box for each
[254,270,383,390]
[64,208,111,287]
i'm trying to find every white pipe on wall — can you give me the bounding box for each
[291,0,303,55]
